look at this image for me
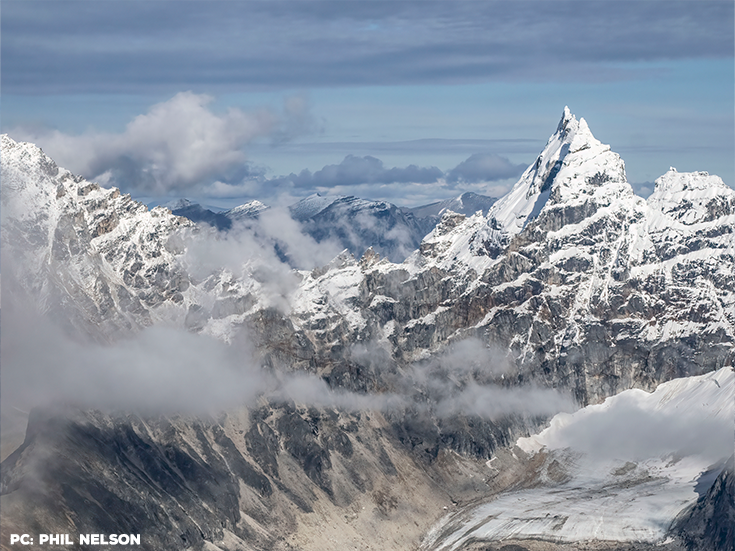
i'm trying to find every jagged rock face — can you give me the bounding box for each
[0,405,494,551]
[288,110,735,404]
[1,135,194,340]
[675,455,735,551]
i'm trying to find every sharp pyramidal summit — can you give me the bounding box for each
[1,108,733,551]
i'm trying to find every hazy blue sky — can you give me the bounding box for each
[3,0,733,208]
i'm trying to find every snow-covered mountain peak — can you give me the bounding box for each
[2,133,196,339]
[2,134,75,221]
[2,134,62,188]
[557,105,574,130]
[159,198,200,212]
[224,199,269,221]
[1,133,37,157]
[289,193,347,221]
[554,106,600,152]
[653,167,722,193]
[648,168,735,226]
[488,107,629,236]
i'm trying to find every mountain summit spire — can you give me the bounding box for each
[556,105,574,133]
[488,107,629,235]
[553,106,600,152]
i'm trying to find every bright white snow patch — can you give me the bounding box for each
[518,366,734,459]
[648,168,735,226]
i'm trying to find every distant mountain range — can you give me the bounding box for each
[159,198,269,231]
[161,192,497,263]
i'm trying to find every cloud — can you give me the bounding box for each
[3,2,732,94]
[0,287,271,416]
[1,294,573,424]
[174,150,521,208]
[11,92,311,195]
[348,338,575,420]
[10,95,527,208]
[529,383,734,463]
[176,209,344,316]
[1,254,573,423]
[236,152,520,203]
[446,153,526,184]
[227,206,345,272]
[272,95,324,143]
[277,155,443,188]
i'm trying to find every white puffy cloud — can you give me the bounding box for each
[11,92,306,195]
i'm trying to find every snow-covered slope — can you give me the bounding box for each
[289,194,429,262]
[223,199,269,222]
[423,367,735,549]
[403,191,498,237]
[1,134,195,338]
[0,135,277,342]
[489,106,629,235]
[405,191,497,220]
[288,193,343,221]
[648,168,735,226]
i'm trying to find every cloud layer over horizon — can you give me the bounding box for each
[10,92,528,206]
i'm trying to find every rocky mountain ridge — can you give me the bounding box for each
[161,191,497,264]
[3,103,733,438]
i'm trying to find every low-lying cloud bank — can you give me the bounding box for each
[2,279,574,422]
[519,369,735,463]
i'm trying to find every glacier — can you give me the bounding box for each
[423,367,734,549]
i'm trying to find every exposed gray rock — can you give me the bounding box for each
[675,455,735,551]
